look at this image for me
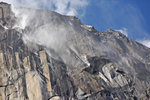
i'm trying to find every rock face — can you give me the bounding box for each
[0,2,150,100]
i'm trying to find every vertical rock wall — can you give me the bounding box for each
[0,2,150,100]
[0,28,60,100]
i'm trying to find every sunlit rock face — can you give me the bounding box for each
[0,2,150,100]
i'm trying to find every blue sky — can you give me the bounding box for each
[81,0,150,40]
[2,0,150,47]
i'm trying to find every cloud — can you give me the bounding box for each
[116,28,128,36]
[138,40,150,48]
[51,0,88,16]
[2,0,88,16]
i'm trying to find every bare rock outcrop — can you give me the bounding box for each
[0,2,150,100]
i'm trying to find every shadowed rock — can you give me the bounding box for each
[0,2,150,100]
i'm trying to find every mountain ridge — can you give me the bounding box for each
[0,2,150,100]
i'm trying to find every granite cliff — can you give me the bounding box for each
[0,2,150,100]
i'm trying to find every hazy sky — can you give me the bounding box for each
[1,0,150,47]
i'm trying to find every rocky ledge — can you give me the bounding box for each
[0,2,150,100]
